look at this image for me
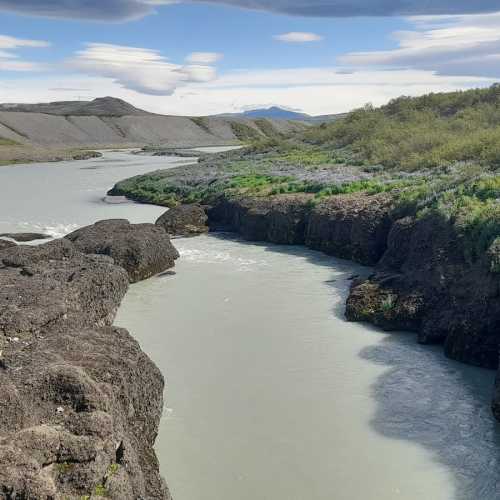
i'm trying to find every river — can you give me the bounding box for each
[1,150,499,500]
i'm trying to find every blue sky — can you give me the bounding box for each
[0,1,499,115]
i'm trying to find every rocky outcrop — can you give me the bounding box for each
[208,194,311,245]
[0,239,16,250]
[156,204,209,237]
[346,212,500,369]
[0,326,170,500]
[0,239,129,346]
[305,193,392,266]
[0,232,51,242]
[65,219,180,283]
[207,193,392,265]
[0,238,170,499]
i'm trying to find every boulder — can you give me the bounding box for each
[156,204,209,236]
[0,327,170,499]
[0,239,129,346]
[65,219,180,283]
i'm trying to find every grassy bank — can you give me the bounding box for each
[111,84,500,266]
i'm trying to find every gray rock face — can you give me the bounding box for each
[208,194,311,245]
[65,219,180,283]
[305,193,393,266]
[0,326,170,499]
[156,204,209,236]
[0,239,129,346]
[0,238,170,499]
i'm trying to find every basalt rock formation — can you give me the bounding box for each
[346,212,500,369]
[207,193,392,263]
[156,204,209,237]
[207,194,311,245]
[65,219,180,283]
[0,236,173,499]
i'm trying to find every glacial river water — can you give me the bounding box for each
[1,150,500,500]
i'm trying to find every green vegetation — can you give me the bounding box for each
[190,116,211,134]
[114,84,500,267]
[303,84,500,171]
[0,137,20,146]
[56,462,75,474]
[106,463,120,478]
[230,122,262,141]
[254,119,283,139]
[93,484,109,497]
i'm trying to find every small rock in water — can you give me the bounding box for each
[158,270,176,278]
[156,204,209,237]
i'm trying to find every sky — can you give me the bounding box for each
[0,1,499,116]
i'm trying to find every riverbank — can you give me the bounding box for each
[0,221,178,498]
[110,154,500,423]
[0,144,103,166]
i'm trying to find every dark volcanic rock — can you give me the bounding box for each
[346,274,426,332]
[65,219,180,283]
[0,239,129,346]
[0,232,51,242]
[0,326,170,499]
[207,192,392,265]
[305,193,393,266]
[208,194,311,245]
[0,238,169,498]
[156,204,209,236]
[346,212,500,369]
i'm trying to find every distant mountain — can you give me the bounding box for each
[216,106,344,123]
[0,97,150,117]
[0,97,307,151]
[242,106,311,120]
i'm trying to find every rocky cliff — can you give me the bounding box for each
[0,225,177,499]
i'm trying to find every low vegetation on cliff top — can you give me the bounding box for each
[112,84,500,264]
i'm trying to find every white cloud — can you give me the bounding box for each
[69,43,221,95]
[0,67,494,117]
[0,34,50,72]
[186,52,223,64]
[339,12,500,78]
[274,32,323,43]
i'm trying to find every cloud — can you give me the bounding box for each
[1,68,493,117]
[1,0,500,21]
[186,52,223,64]
[69,43,220,95]
[0,34,50,71]
[274,32,323,43]
[0,0,174,21]
[339,13,500,78]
